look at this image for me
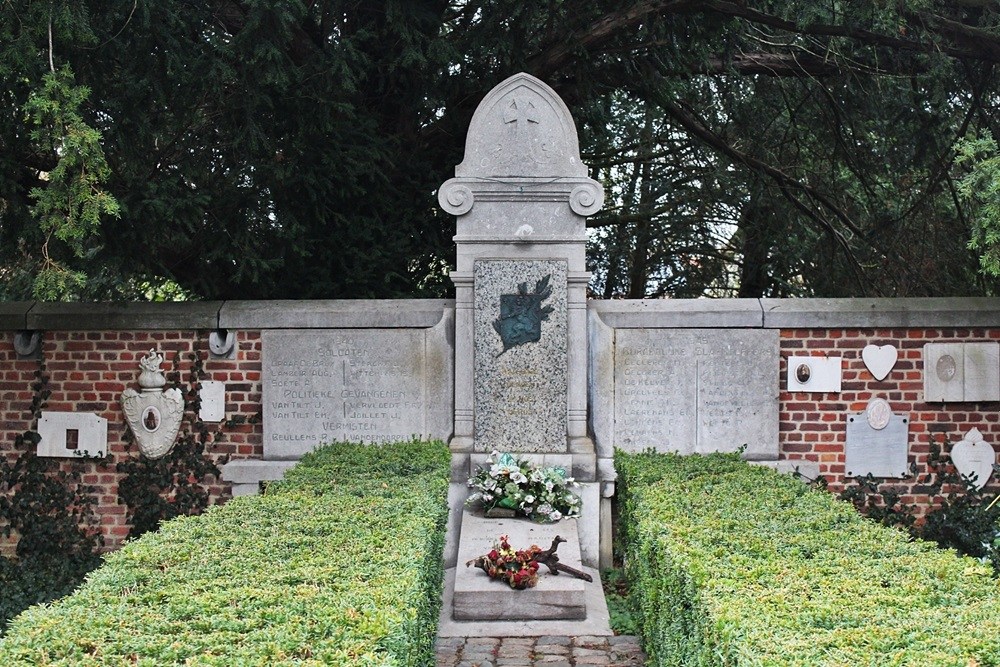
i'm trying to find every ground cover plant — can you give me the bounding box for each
[616,450,1000,666]
[839,436,1000,575]
[0,439,450,666]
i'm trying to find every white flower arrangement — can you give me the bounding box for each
[466,451,581,522]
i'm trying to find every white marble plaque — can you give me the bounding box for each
[845,409,909,478]
[924,342,999,402]
[198,380,225,423]
[964,342,1000,402]
[924,343,964,402]
[787,356,841,392]
[263,330,432,459]
[37,411,107,458]
[951,428,995,490]
[613,329,779,459]
[862,344,897,381]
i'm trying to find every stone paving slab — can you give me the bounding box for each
[438,568,612,637]
[454,514,586,621]
[435,635,646,667]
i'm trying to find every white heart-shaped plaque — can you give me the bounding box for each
[951,428,996,490]
[862,344,897,381]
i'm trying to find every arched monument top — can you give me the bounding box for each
[455,73,587,179]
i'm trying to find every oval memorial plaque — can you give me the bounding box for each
[865,398,892,431]
[936,354,957,382]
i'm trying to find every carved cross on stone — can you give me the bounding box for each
[503,97,539,128]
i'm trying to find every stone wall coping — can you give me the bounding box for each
[589,297,1000,329]
[2,297,998,331]
[25,301,224,331]
[758,297,1000,328]
[0,302,34,330]
[0,300,456,331]
[588,299,764,328]
[218,299,454,329]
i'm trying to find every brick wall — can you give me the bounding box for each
[0,330,262,554]
[779,327,1000,507]
[2,299,999,556]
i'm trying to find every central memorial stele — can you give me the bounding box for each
[439,72,606,571]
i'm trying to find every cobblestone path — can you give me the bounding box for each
[435,635,646,667]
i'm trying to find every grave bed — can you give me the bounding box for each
[616,450,1000,666]
[0,440,450,666]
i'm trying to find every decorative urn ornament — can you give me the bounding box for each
[121,349,184,459]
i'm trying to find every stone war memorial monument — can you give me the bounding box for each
[5,71,1000,640]
[437,73,609,631]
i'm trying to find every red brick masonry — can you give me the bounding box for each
[779,328,1000,499]
[0,331,262,554]
[1,299,998,553]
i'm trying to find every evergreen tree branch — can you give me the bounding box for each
[660,97,872,290]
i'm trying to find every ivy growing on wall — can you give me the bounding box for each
[116,350,237,540]
[0,356,103,633]
[840,437,1000,574]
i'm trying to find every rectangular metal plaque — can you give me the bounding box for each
[845,412,909,478]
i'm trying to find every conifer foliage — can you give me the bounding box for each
[1,1,999,300]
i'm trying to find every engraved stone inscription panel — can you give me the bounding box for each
[474,259,568,452]
[263,330,427,459]
[613,329,778,458]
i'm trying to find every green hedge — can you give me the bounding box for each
[0,554,101,635]
[0,440,451,666]
[616,451,1000,667]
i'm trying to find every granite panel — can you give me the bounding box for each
[473,260,568,453]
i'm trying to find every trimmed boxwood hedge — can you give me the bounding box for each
[616,450,1000,667]
[0,440,450,666]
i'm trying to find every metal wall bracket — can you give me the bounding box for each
[13,330,42,359]
[209,329,237,359]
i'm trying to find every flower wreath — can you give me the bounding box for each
[467,534,542,589]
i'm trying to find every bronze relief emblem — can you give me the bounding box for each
[493,274,554,356]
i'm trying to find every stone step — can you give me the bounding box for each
[453,511,587,621]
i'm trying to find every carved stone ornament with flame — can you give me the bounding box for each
[121,349,184,459]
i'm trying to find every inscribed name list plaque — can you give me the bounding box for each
[263,330,428,459]
[473,259,568,453]
[845,400,909,478]
[613,329,779,458]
